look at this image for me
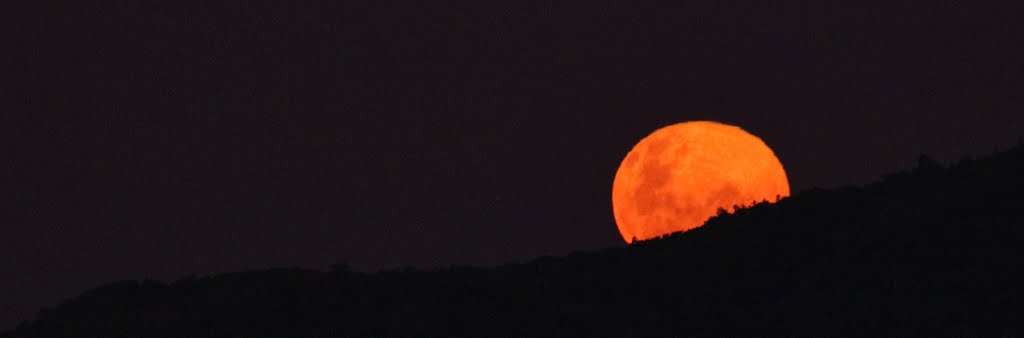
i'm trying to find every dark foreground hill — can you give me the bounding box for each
[5,144,1024,337]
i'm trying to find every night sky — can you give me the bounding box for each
[3,2,1023,329]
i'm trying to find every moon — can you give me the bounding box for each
[612,121,790,243]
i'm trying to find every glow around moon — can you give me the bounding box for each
[612,121,790,242]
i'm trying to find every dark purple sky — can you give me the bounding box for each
[3,2,1023,329]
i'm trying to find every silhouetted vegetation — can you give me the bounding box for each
[5,145,1024,337]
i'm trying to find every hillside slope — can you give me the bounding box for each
[5,144,1024,337]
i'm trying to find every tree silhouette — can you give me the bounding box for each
[5,143,1024,337]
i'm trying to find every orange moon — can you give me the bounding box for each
[612,121,790,242]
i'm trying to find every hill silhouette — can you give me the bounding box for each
[4,144,1024,337]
